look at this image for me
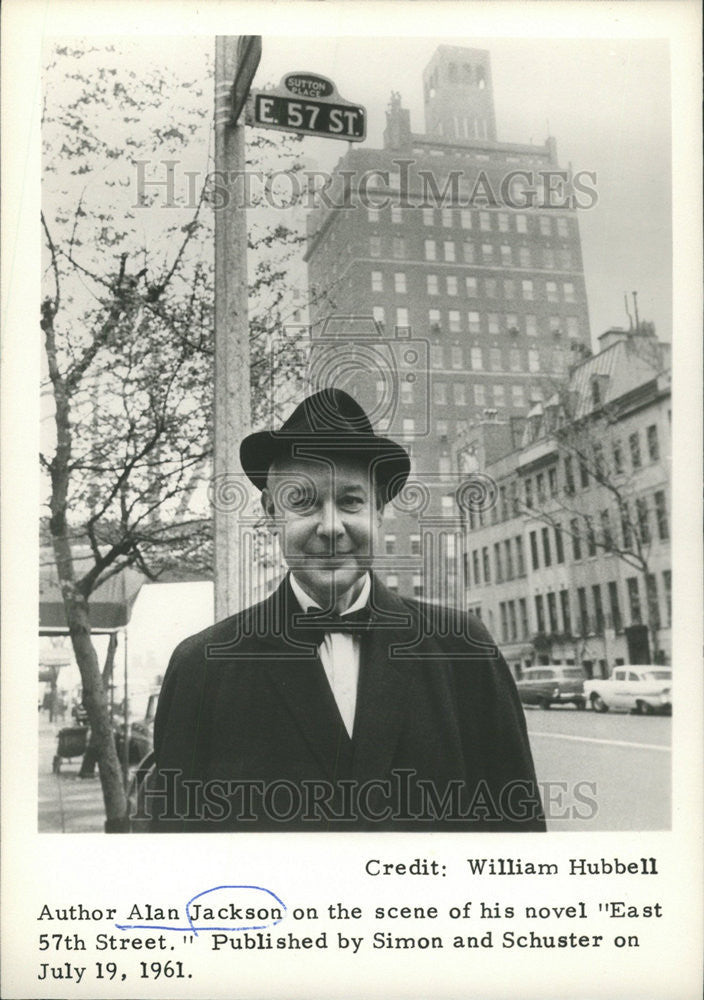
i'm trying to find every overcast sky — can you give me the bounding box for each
[256,35,672,345]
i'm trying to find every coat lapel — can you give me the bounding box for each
[351,576,419,780]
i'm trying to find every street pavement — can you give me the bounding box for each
[38,707,671,834]
[38,715,105,833]
[524,705,671,832]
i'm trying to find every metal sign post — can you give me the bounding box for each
[213,37,257,620]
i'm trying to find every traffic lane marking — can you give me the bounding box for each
[526,730,670,752]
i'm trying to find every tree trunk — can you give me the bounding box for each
[80,632,119,779]
[52,535,128,829]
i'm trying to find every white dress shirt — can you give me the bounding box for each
[289,573,371,738]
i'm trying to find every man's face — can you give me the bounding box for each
[262,455,383,606]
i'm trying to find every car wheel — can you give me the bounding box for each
[539,697,551,710]
[591,693,609,713]
[575,697,586,710]
[636,700,653,715]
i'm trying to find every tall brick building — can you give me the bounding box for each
[305,45,592,602]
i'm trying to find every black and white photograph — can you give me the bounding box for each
[2,1,702,998]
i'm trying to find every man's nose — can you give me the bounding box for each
[316,500,345,539]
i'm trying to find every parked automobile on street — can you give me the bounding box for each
[583,666,672,714]
[516,665,586,709]
[113,690,159,765]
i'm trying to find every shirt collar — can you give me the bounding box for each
[290,572,371,616]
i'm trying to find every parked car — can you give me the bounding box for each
[584,666,672,714]
[113,690,159,765]
[516,665,586,709]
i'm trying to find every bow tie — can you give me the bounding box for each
[288,606,374,646]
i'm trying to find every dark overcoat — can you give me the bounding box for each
[149,575,545,831]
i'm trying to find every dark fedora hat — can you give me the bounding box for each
[239,388,410,503]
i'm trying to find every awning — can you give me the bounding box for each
[39,554,145,633]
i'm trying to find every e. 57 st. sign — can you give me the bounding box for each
[248,72,366,142]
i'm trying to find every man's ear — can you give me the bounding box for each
[261,488,278,532]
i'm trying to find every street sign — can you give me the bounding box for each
[248,72,366,142]
[231,35,262,124]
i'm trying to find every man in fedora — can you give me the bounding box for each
[149,388,544,831]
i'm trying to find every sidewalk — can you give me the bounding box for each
[38,715,106,833]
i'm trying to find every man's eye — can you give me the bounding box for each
[340,495,364,510]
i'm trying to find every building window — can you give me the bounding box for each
[563,282,575,302]
[498,212,509,232]
[620,503,633,548]
[516,214,527,233]
[394,272,407,293]
[474,383,486,406]
[558,249,572,269]
[370,235,381,257]
[371,270,383,292]
[553,523,564,563]
[393,236,406,258]
[577,587,589,634]
[430,342,443,368]
[547,591,559,633]
[368,207,380,223]
[479,211,491,231]
[600,509,613,551]
[560,590,572,635]
[586,516,597,556]
[526,314,537,336]
[422,208,434,226]
[499,602,508,642]
[402,418,415,436]
[662,569,671,625]
[482,547,490,583]
[540,216,552,236]
[427,273,439,295]
[543,248,555,269]
[646,574,661,630]
[494,543,503,583]
[504,278,515,299]
[546,280,558,303]
[557,217,569,238]
[468,310,481,335]
[444,241,456,262]
[448,309,461,333]
[412,574,424,598]
[541,527,551,566]
[515,536,525,576]
[579,459,589,489]
[424,239,437,261]
[438,455,451,479]
[508,348,521,372]
[465,276,478,298]
[488,313,500,335]
[566,316,579,338]
[493,384,505,406]
[529,530,539,570]
[522,279,534,300]
[373,305,385,328]
[490,347,501,370]
[385,574,399,592]
[534,595,546,633]
[519,598,529,638]
[451,345,463,369]
[504,538,514,579]
[608,581,622,632]
[384,534,397,555]
[591,584,604,632]
[570,518,582,560]
[528,347,540,372]
[460,209,472,229]
[453,382,466,406]
[401,380,414,404]
[446,274,458,296]
[472,550,480,586]
[396,306,409,329]
[428,308,442,332]
[512,384,524,407]
[500,245,512,266]
[482,244,494,264]
[391,205,403,224]
[434,381,447,405]
[519,247,531,267]
[463,240,475,263]
[654,490,669,540]
[525,477,533,508]
[409,536,421,558]
[485,277,497,298]
[636,497,651,543]
[647,424,660,462]
[508,600,517,641]
[548,466,558,497]
[626,577,642,624]
[436,419,448,437]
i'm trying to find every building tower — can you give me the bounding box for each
[305,45,592,605]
